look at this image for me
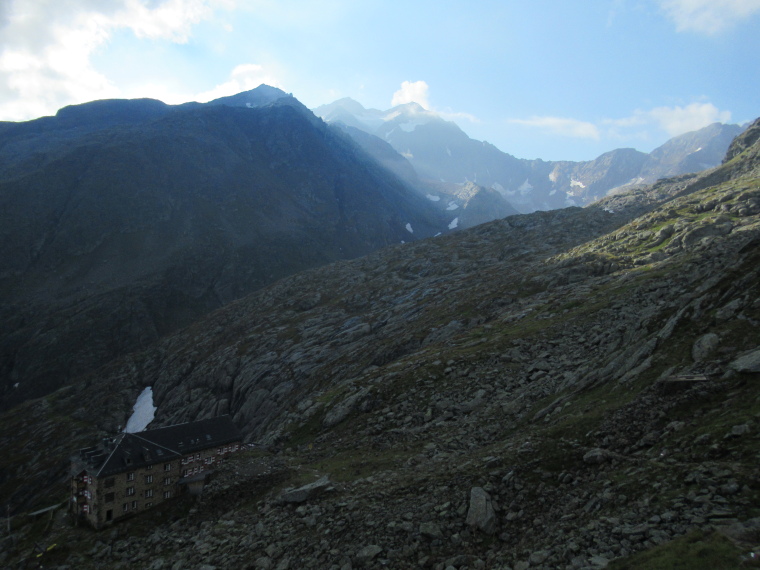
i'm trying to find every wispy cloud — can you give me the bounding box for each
[437,109,480,124]
[0,0,228,121]
[508,116,601,139]
[605,102,732,137]
[658,0,760,34]
[510,101,732,146]
[391,80,431,109]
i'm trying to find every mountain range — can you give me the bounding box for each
[0,87,447,409]
[314,98,744,213]
[0,85,758,569]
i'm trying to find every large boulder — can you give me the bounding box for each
[465,487,496,534]
[692,333,719,362]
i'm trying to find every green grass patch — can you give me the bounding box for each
[305,446,415,483]
[608,529,757,570]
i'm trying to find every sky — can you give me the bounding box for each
[0,0,758,161]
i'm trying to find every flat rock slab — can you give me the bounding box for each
[280,475,331,503]
[730,349,760,373]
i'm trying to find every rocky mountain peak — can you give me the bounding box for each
[725,117,760,163]
[205,84,290,108]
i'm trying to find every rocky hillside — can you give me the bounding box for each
[1,119,759,568]
[314,98,744,214]
[0,88,447,408]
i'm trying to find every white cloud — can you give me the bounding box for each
[605,102,732,136]
[659,0,760,34]
[391,80,430,109]
[193,64,282,102]
[510,101,732,147]
[438,109,480,124]
[508,116,601,139]
[0,0,227,121]
[647,102,732,135]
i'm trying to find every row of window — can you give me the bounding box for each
[183,465,205,477]
[104,479,171,503]
[179,444,240,466]
[97,447,239,490]
[120,493,170,512]
[124,463,172,482]
[99,447,240,488]
[87,491,171,518]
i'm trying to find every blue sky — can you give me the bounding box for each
[0,0,758,160]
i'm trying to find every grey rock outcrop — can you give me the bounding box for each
[729,348,760,373]
[692,333,719,362]
[465,487,496,535]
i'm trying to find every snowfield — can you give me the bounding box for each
[124,387,157,433]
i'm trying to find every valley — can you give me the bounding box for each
[0,104,758,568]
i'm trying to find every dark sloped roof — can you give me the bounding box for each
[74,416,242,478]
[136,416,241,456]
[95,432,183,477]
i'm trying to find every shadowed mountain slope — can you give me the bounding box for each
[0,89,446,408]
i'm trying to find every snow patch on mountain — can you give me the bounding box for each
[405,223,414,233]
[518,179,534,196]
[448,217,459,229]
[571,179,586,188]
[426,194,441,202]
[446,201,459,211]
[124,386,157,433]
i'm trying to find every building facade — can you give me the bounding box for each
[70,416,242,529]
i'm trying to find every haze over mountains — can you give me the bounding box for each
[314,98,744,213]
